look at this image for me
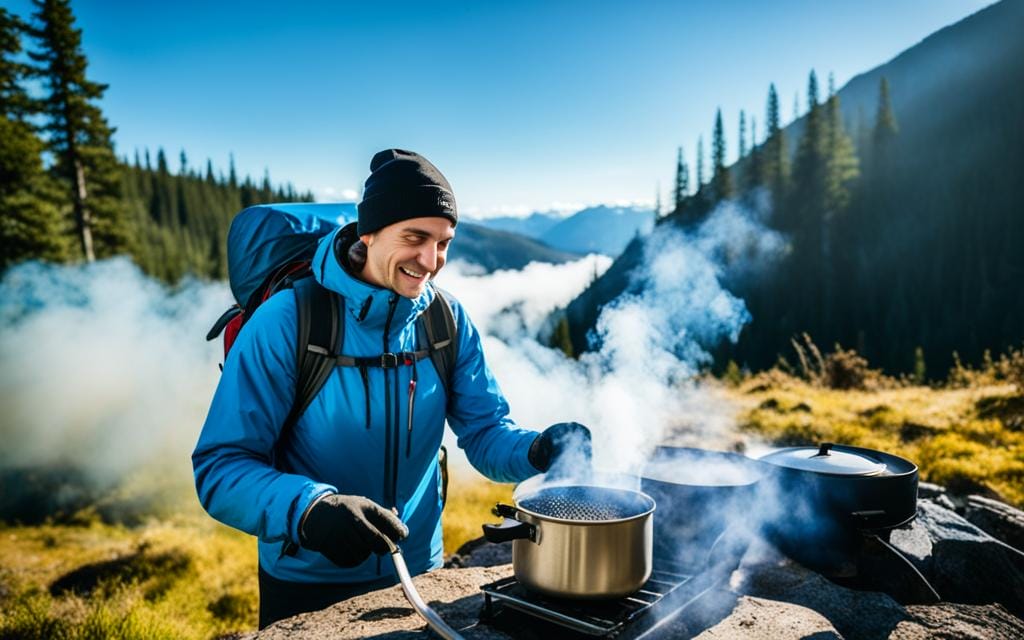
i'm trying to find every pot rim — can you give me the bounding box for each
[760,447,885,476]
[758,442,922,477]
[512,484,656,526]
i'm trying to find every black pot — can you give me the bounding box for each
[757,442,919,574]
[641,446,764,569]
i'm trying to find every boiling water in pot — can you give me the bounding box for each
[518,486,651,521]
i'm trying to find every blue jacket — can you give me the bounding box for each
[193,227,540,583]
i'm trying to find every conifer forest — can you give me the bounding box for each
[0,0,312,284]
[568,1,1024,377]
[3,0,1023,376]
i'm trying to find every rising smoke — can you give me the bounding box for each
[0,198,784,522]
[440,197,786,478]
[0,258,228,520]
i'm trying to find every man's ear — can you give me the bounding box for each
[359,233,374,246]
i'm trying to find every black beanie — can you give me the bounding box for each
[357,149,458,236]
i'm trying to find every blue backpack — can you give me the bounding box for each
[206,203,458,449]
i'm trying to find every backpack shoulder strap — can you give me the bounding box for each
[279,277,343,451]
[420,286,459,398]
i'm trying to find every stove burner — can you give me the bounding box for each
[480,567,692,637]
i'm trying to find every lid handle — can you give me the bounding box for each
[816,442,834,457]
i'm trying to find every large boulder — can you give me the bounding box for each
[246,493,1024,638]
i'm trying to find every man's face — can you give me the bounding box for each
[360,216,455,299]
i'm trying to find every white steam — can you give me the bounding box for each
[0,198,784,496]
[0,258,227,482]
[440,198,786,477]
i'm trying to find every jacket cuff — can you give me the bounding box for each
[509,431,545,482]
[289,483,337,545]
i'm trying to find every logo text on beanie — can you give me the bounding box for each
[437,194,454,211]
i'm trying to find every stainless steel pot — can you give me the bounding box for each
[482,484,655,599]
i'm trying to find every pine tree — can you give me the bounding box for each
[673,146,689,211]
[696,135,705,188]
[711,108,733,200]
[738,109,747,158]
[654,182,662,220]
[824,91,859,215]
[0,7,69,268]
[791,70,827,231]
[27,0,127,262]
[873,76,898,150]
[763,83,789,204]
[552,316,574,358]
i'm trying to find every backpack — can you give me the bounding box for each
[206,203,459,455]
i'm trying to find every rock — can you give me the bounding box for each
[896,603,1024,639]
[962,494,1024,551]
[244,565,515,639]
[692,596,843,639]
[917,482,946,499]
[733,542,913,639]
[446,538,512,569]
[909,500,1024,617]
[252,495,1024,638]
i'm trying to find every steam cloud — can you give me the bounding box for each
[0,258,227,484]
[438,197,786,477]
[0,198,783,503]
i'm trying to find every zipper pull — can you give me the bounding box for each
[357,296,373,322]
[406,379,416,458]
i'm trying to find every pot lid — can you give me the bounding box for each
[759,442,886,476]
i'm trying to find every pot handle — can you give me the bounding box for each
[482,503,537,543]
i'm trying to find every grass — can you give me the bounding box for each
[736,373,1024,506]
[0,468,514,639]
[441,466,514,555]
[5,370,1021,639]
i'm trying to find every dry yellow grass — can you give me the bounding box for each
[441,466,514,554]
[736,375,1024,506]
[0,513,258,639]
[0,472,512,638]
[4,375,1021,639]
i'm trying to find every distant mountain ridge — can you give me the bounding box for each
[449,222,580,272]
[467,211,565,240]
[471,204,654,256]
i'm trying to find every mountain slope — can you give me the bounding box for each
[467,212,565,239]
[564,0,1024,371]
[540,205,654,256]
[449,222,580,272]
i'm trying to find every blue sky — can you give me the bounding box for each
[9,0,997,216]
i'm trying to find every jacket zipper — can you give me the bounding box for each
[382,294,400,509]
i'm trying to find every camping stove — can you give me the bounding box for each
[478,545,741,640]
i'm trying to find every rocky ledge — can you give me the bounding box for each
[245,487,1024,639]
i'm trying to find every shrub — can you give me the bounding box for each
[822,347,873,390]
[722,360,744,387]
[1000,345,1024,395]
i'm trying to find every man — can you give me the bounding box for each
[192,148,590,628]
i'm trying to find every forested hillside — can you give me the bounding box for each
[0,1,311,283]
[566,0,1024,376]
[121,152,312,282]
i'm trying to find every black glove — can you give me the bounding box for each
[528,422,593,473]
[300,494,408,568]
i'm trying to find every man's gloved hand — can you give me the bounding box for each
[528,422,593,473]
[300,494,408,568]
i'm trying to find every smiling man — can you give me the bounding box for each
[192,148,591,628]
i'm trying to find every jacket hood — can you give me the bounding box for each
[311,222,434,331]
